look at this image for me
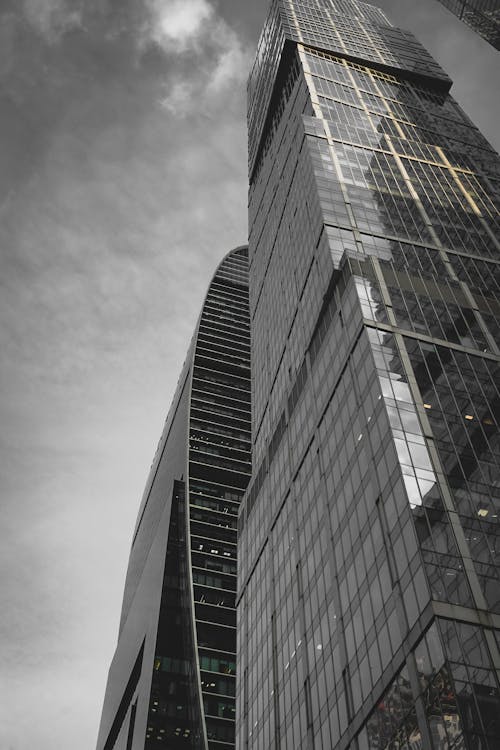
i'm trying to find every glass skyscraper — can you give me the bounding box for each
[96,247,251,750]
[237,1,500,749]
[436,0,500,50]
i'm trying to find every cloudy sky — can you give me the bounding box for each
[0,1,498,748]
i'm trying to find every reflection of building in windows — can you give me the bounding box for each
[96,248,251,750]
[436,0,500,50]
[239,1,500,749]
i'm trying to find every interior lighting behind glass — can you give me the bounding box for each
[477,509,489,517]
[464,414,474,420]
[423,403,432,409]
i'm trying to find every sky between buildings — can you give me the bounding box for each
[0,1,498,748]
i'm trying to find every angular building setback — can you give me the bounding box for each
[436,0,500,50]
[96,247,251,750]
[237,1,500,749]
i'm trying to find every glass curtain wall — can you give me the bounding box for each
[238,2,500,749]
[96,248,251,750]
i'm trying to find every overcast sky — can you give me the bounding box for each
[1,1,498,748]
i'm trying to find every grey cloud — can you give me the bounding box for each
[1,2,250,746]
[21,0,84,42]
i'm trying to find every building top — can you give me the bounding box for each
[248,0,453,176]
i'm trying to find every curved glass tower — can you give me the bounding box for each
[96,246,251,750]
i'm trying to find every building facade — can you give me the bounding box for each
[96,247,251,750]
[237,1,500,749]
[436,0,500,50]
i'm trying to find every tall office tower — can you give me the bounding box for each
[96,247,251,750]
[237,1,500,748]
[436,0,500,50]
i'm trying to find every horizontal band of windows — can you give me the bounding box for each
[201,690,236,701]
[201,298,249,328]
[209,280,247,295]
[199,313,250,335]
[200,308,248,326]
[189,436,251,458]
[189,479,244,500]
[190,442,250,463]
[212,278,247,295]
[191,385,251,410]
[191,539,237,557]
[190,429,250,453]
[191,542,235,560]
[190,520,237,541]
[190,499,239,516]
[204,714,234,723]
[200,669,236,684]
[193,358,250,381]
[198,626,236,654]
[189,445,251,464]
[195,613,235,629]
[191,555,236,575]
[198,322,250,354]
[198,318,249,338]
[190,400,251,422]
[199,318,250,338]
[193,353,250,378]
[194,353,249,373]
[195,600,235,614]
[196,340,250,362]
[189,413,250,436]
[217,266,246,278]
[190,418,250,439]
[215,272,247,288]
[201,303,249,325]
[216,264,247,278]
[190,507,238,528]
[193,587,236,612]
[194,582,237,598]
[189,436,251,456]
[193,364,250,387]
[196,334,250,357]
[189,440,251,464]
[210,272,248,290]
[192,569,237,589]
[191,536,236,554]
[191,389,251,414]
[209,280,248,298]
[191,414,249,434]
[205,295,248,316]
[191,394,251,418]
[192,378,250,414]
[194,347,249,369]
[189,498,239,517]
[189,459,252,483]
[208,275,247,293]
[205,724,235,744]
[198,644,236,657]
[200,678,235,697]
[189,444,251,464]
[190,430,251,449]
